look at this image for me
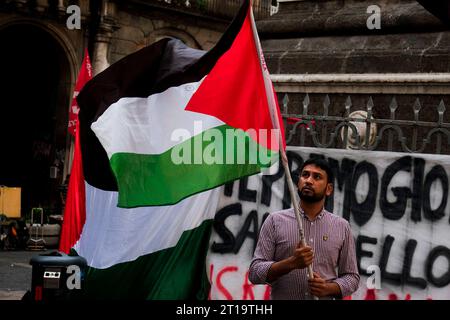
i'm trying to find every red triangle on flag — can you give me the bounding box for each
[185,5,284,152]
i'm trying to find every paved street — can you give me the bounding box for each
[0,250,52,300]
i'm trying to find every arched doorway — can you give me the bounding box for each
[0,23,73,218]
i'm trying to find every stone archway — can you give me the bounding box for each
[0,21,76,218]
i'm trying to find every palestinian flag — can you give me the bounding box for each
[60,0,285,299]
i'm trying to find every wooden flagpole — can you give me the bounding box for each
[248,0,317,299]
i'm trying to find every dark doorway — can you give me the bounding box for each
[0,24,71,218]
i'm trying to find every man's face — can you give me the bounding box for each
[298,164,333,203]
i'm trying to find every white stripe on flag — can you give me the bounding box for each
[91,79,225,158]
[74,181,221,269]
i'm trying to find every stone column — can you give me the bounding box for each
[57,0,66,17]
[92,0,118,75]
[93,39,110,75]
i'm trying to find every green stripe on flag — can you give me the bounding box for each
[110,125,278,207]
[77,219,213,300]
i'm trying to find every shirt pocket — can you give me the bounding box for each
[315,234,342,269]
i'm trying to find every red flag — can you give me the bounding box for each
[68,49,92,136]
[59,119,86,253]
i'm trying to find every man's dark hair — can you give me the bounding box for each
[299,158,334,184]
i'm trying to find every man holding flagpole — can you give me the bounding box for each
[249,158,360,300]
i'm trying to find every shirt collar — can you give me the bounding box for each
[299,206,326,221]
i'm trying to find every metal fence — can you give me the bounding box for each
[3,0,276,19]
[145,0,277,19]
[280,93,450,155]
[1,0,89,17]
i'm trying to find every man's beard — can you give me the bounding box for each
[298,187,326,203]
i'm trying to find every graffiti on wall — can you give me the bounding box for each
[206,147,450,300]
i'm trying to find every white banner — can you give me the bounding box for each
[207,147,450,300]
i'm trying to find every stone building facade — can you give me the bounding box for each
[261,0,450,155]
[0,0,240,215]
[0,0,449,215]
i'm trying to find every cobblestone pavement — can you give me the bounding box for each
[0,250,52,300]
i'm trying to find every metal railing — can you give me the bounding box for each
[143,0,277,19]
[0,0,88,17]
[2,0,276,20]
[2,0,65,10]
[279,92,450,155]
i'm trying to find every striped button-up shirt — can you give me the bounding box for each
[249,207,360,300]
